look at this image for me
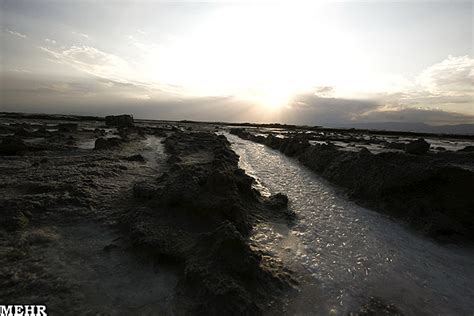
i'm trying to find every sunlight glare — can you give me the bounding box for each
[141,3,372,108]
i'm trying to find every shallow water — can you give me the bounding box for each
[225,133,474,316]
[23,137,46,144]
[77,139,95,149]
[142,135,166,169]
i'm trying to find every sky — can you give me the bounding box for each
[0,0,473,126]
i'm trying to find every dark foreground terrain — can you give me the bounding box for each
[1,112,473,315]
[0,113,296,315]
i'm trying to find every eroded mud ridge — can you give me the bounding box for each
[0,114,298,314]
[0,116,178,314]
[230,128,474,242]
[127,130,295,314]
[2,112,473,315]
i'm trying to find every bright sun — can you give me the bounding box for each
[248,84,296,111]
[142,3,369,108]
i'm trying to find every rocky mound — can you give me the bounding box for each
[94,137,122,150]
[0,136,29,156]
[105,114,134,127]
[230,128,474,243]
[404,138,430,154]
[0,136,49,155]
[126,131,295,314]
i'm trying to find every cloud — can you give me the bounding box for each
[40,45,132,83]
[277,55,473,127]
[3,70,473,127]
[6,29,27,38]
[359,108,474,125]
[283,94,380,125]
[313,86,334,97]
[6,68,31,73]
[417,55,474,97]
[354,55,474,121]
[0,72,264,122]
[282,90,474,126]
[39,42,188,98]
[44,38,56,44]
[72,31,90,39]
[1,71,157,105]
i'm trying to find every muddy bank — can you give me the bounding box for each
[127,130,295,315]
[230,128,474,243]
[0,114,296,314]
[0,116,178,314]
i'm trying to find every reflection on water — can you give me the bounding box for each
[226,133,474,316]
[77,139,95,149]
[23,137,46,144]
[142,136,166,169]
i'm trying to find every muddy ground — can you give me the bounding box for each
[2,112,471,315]
[0,116,178,314]
[0,114,296,315]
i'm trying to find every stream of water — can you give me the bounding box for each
[225,133,474,316]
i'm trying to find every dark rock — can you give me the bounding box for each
[105,114,134,127]
[0,136,28,155]
[351,297,404,316]
[167,155,182,164]
[14,127,35,137]
[265,193,289,210]
[35,126,50,135]
[103,244,120,252]
[178,222,266,315]
[0,124,15,133]
[385,142,405,150]
[133,181,159,199]
[94,128,106,136]
[0,210,29,231]
[281,136,310,157]
[57,123,78,133]
[405,138,430,154]
[93,137,122,150]
[126,154,146,162]
[458,145,474,152]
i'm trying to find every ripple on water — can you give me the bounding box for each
[225,133,474,316]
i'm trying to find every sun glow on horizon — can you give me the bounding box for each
[34,3,404,109]
[3,1,473,123]
[136,3,376,108]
